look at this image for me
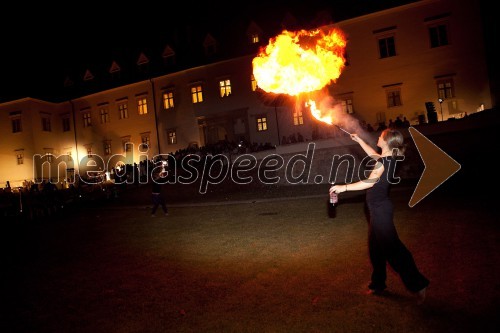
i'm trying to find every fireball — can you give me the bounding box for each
[252,28,346,96]
[252,27,347,125]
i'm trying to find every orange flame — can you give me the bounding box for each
[252,28,347,96]
[307,100,333,125]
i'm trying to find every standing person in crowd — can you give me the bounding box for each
[403,117,410,127]
[330,128,429,303]
[151,169,169,217]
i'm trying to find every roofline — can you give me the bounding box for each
[336,0,440,27]
[0,97,60,107]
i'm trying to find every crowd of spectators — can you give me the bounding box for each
[2,121,415,221]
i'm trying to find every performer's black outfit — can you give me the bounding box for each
[366,157,429,293]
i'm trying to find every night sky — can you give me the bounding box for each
[0,1,420,103]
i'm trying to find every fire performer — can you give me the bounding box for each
[330,129,429,303]
[253,27,429,301]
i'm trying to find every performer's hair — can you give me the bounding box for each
[381,129,406,157]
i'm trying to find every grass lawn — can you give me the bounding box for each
[2,183,499,332]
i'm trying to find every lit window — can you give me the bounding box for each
[83,112,92,128]
[340,98,354,114]
[118,102,129,119]
[162,91,174,110]
[167,130,177,144]
[293,109,304,125]
[138,98,148,115]
[122,136,132,152]
[16,151,24,165]
[141,133,150,147]
[100,107,109,123]
[251,74,258,92]
[251,34,260,44]
[219,79,232,97]
[103,141,112,155]
[44,149,53,163]
[437,78,454,99]
[191,85,203,103]
[256,116,267,131]
[86,145,93,157]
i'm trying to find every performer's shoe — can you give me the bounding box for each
[416,287,427,305]
[367,288,386,295]
[367,282,386,295]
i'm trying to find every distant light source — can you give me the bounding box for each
[438,98,444,121]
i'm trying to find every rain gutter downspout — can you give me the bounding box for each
[69,99,80,177]
[150,78,161,155]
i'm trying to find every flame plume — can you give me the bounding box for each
[252,27,347,126]
[252,28,346,96]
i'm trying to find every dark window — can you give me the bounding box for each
[12,119,22,133]
[62,117,71,132]
[387,89,402,107]
[42,117,51,131]
[378,37,396,58]
[429,24,449,48]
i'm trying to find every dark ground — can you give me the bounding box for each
[1,174,499,332]
[1,114,499,332]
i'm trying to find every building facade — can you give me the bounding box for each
[0,0,493,187]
